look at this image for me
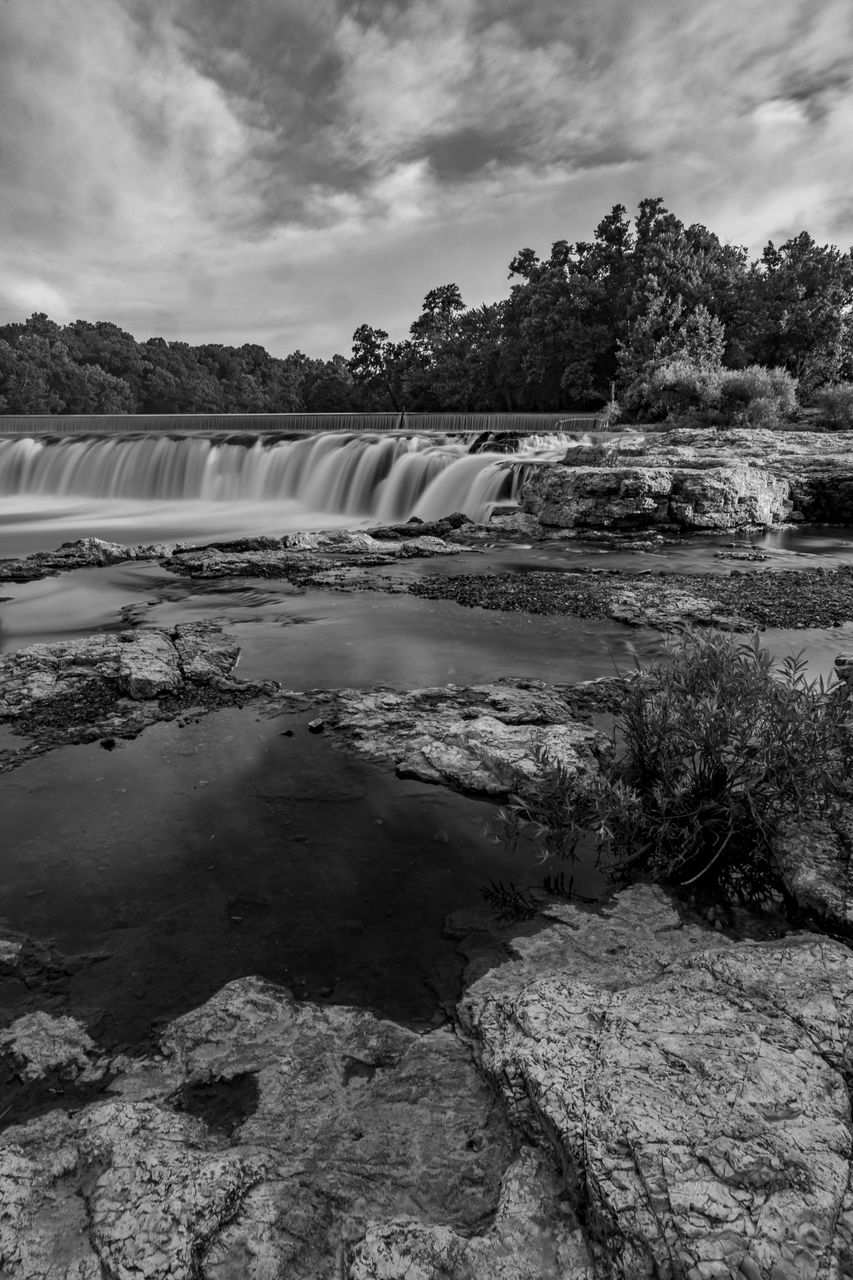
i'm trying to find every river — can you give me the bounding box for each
[1,428,852,1048]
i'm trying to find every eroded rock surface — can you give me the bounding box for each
[0,621,250,770]
[3,891,853,1278]
[522,459,791,531]
[312,678,613,794]
[461,886,853,1280]
[0,976,543,1280]
[519,428,853,533]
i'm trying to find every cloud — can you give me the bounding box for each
[0,0,851,357]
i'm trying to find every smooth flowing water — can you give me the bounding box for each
[0,432,527,555]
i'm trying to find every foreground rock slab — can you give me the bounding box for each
[461,886,853,1280]
[307,677,616,795]
[2,889,853,1277]
[0,976,590,1280]
[0,621,255,770]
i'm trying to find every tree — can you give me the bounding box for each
[349,325,411,409]
[745,233,853,393]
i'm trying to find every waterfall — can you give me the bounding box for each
[0,433,524,523]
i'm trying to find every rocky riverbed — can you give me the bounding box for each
[2,887,852,1279]
[409,563,853,629]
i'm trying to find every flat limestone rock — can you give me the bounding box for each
[460,886,853,1280]
[3,893,853,1278]
[323,678,609,795]
[173,621,242,683]
[0,624,246,770]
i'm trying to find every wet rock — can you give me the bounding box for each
[281,529,388,552]
[165,529,464,582]
[460,885,853,1280]
[173,622,241,683]
[0,536,172,582]
[367,511,472,539]
[320,679,609,795]
[409,563,853,629]
[0,1011,103,1082]
[117,631,182,698]
[0,977,522,1279]
[0,624,250,770]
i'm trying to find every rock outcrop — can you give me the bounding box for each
[460,886,853,1280]
[0,977,549,1280]
[309,678,612,795]
[0,536,172,582]
[2,890,853,1279]
[163,528,465,583]
[517,428,853,533]
[521,460,791,531]
[0,621,251,770]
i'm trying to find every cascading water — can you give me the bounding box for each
[0,433,521,522]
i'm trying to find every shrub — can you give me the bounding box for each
[814,383,853,430]
[719,365,798,426]
[648,356,722,418]
[502,632,853,907]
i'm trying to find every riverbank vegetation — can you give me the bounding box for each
[502,632,853,908]
[1,198,851,421]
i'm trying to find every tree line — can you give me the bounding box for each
[2,198,852,423]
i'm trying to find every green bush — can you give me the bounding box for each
[503,632,853,907]
[814,383,853,430]
[648,356,722,417]
[719,365,798,426]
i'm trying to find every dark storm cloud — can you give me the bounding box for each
[0,0,851,354]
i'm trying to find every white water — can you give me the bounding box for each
[0,432,520,516]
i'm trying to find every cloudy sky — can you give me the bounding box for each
[1,0,852,357]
